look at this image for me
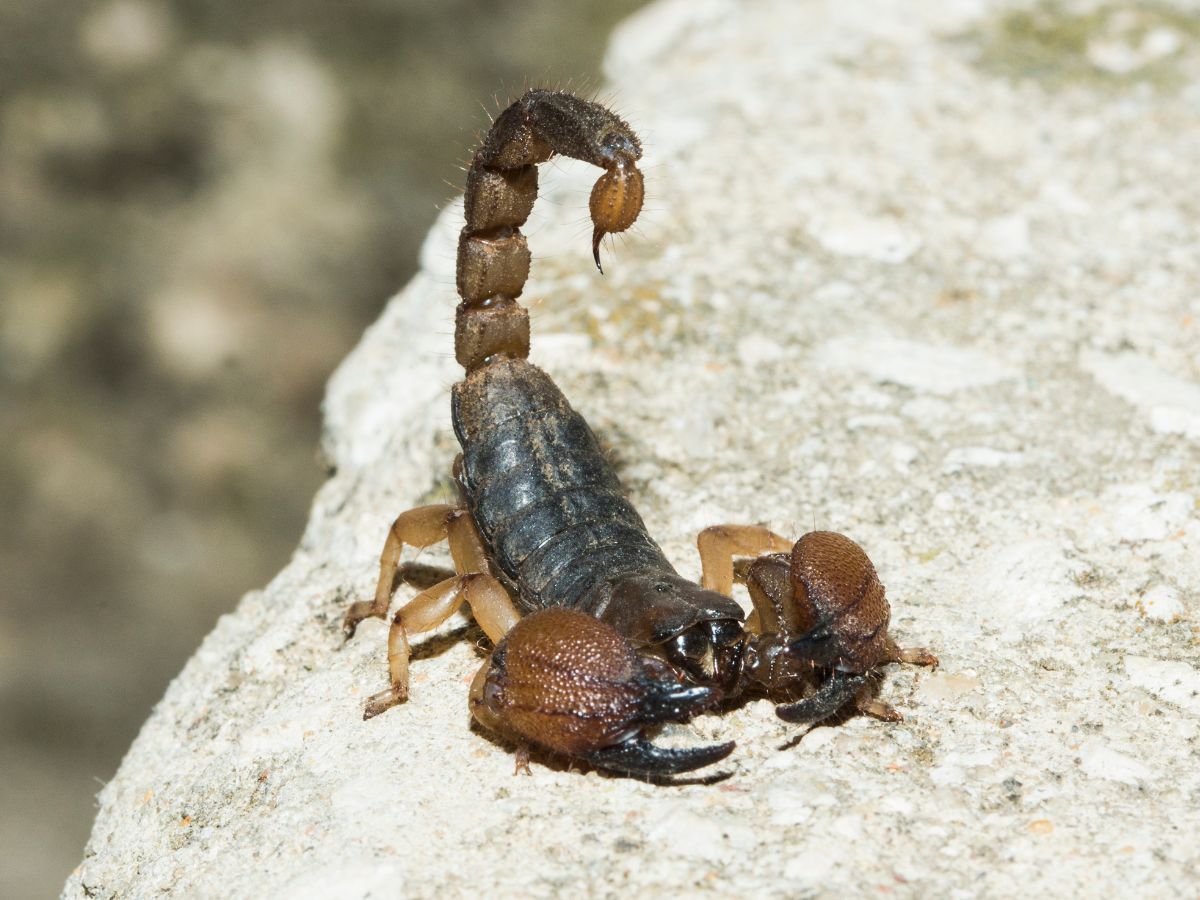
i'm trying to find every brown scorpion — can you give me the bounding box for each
[344,90,936,778]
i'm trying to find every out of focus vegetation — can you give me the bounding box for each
[0,1,644,895]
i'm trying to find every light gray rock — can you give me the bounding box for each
[67,1,1200,896]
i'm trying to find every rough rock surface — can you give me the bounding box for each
[67,1,1200,896]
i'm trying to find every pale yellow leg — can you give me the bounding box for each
[458,572,521,643]
[344,504,458,637]
[365,575,461,718]
[893,646,939,668]
[879,637,939,670]
[856,696,905,723]
[365,572,521,719]
[346,502,522,719]
[853,642,938,723]
[696,524,793,595]
[445,508,491,575]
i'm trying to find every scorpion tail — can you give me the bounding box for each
[580,736,736,779]
[455,90,644,373]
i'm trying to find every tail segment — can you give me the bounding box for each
[455,90,644,373]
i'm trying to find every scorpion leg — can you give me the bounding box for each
[353,504,522,718]
[343,504,460,638]
[850,640,938,722]
[697,524,792,596]
[697,524,793,634]
[365,572,520,719]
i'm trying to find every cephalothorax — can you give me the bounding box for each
[344,90,936,778]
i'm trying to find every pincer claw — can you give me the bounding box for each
[633,676,723,724]
[580,736,735,778]
[469,608,731,777]
[774,672,870,725]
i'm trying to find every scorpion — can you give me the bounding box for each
[344,89,937,778]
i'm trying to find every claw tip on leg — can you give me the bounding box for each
[513,746,533,776]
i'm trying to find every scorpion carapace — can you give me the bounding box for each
[344,90,936,779]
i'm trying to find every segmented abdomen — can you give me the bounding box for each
[452,359,670,612]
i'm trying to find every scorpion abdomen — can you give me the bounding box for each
[453,359,672,613]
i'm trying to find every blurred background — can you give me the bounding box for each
[0,1,645,895]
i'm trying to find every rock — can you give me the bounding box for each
[1080,350,1200,440]
[66,1,1200,896]
[1126,656,1200,717]
[1078,741,1155,784]
[809,210,923,263]
[1136,584,1186,623]
[819,336,1020,395]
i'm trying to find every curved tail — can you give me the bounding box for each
[454,90,644,373]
